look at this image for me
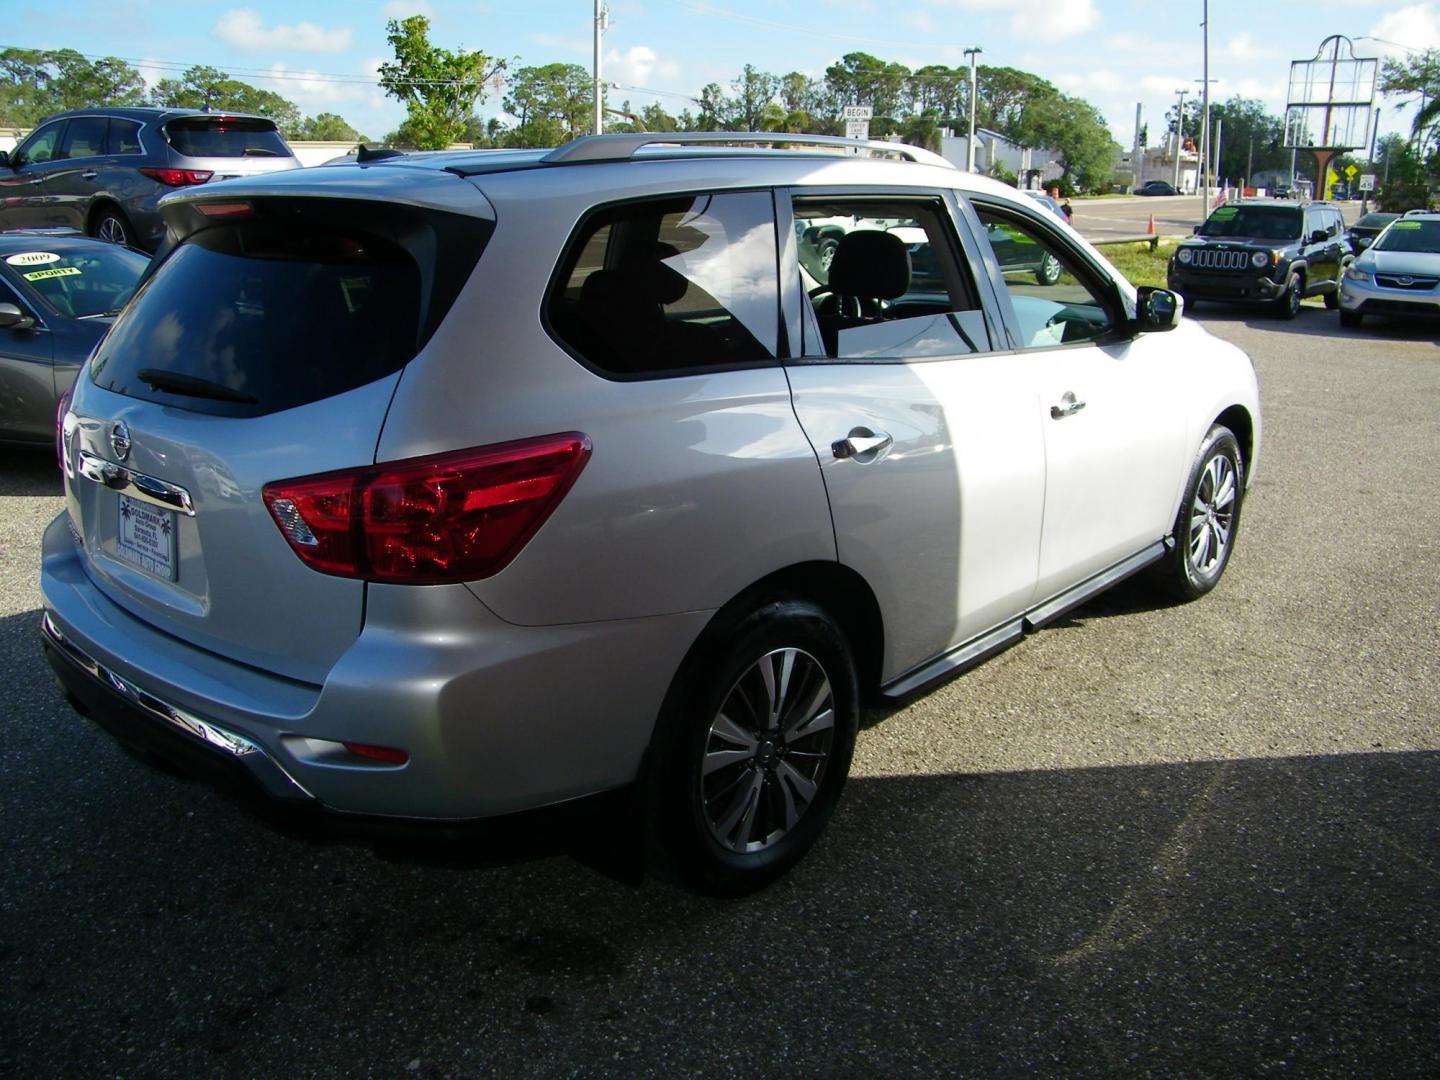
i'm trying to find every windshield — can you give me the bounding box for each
[5,245,149,317]
[1199,205,1302,240]
[1374,219,1440,253]
[165,117,291,158]
[1355,213,1398,230]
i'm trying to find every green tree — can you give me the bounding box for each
[695,83,729,130]
[149,65,303,134]
[731,65,777,131]
[296,112,362,142]
[1207,97,1287,184]
[377,15,507,149]
[1021,93,1119,192]
[1380,48,1440,149]
[823,52,909,122]
[503,63,592,144]
[0,47,145,124]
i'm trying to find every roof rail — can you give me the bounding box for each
[541,131,954,169]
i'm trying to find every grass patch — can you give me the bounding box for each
[1097,239,1180,289]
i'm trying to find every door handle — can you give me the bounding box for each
[831,428,893,461]
[81,171,98,180]
[1050,392,1086,419]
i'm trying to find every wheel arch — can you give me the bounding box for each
[676,560,886,704]
[1213,404,1255,479]
[85,198,129,233]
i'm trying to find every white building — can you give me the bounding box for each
[939,127,1063,188]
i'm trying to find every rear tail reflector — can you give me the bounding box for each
[342,742,409,765]
[263,433,592,584]
[195,201,255,219]
[139,167,214,187]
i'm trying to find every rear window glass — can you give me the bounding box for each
[91,223,421,417]
[108,119,143,155]
[165,117,290,159]
[547,191,779,376]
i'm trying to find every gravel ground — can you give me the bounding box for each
[1,307,1436,1078]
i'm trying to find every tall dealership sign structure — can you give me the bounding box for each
[1285,35,1377,199]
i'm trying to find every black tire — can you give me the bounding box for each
[1179,293,1197,314]
[1339,309,1362,329]
[1274,272,1303,319]
[90,207,133,247]
[1035,252,1062,286]
[1152,425,1244,601]
[658,596,859,896]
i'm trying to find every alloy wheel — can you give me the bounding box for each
[1188,452,1236,577]
[701,647,836,854]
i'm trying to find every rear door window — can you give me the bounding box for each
[164,117,291,159]
[58,116,109,160]
[547,191,779,377]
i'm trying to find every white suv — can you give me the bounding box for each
[41,133,1260,894]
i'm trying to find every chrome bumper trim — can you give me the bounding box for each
[42,612,314,800]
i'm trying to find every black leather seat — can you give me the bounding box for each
[817,230,912,354]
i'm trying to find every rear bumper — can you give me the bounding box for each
[40,512,710,821]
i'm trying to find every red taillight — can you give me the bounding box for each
[262,433,592,584]
[195,201,254,219]
[139,167,214,187]
[55,390,71,472]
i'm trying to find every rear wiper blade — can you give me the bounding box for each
[137,369,259,404]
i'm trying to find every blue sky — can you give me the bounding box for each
[7,1,1440,145]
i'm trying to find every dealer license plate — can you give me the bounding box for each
[116,494,176,581]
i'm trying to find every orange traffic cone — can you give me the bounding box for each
[1147,213,1156,235]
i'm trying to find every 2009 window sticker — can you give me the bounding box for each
[5,251,61,267]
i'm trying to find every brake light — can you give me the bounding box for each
[262,433,592,584]
[139,167,214,187]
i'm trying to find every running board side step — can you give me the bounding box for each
[878,541,1168,702]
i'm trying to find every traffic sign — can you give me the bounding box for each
[845,120,870,140]
[1345,164,1358,179]
[842,106,874,120]
[1359,173,1376,191]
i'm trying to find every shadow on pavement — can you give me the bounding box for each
[2,608,1434,1077]
[0,447,62,498]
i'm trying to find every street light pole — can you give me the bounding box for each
[964,46,983,173]
[1200,0,1211,214]
[1173,87,1187,191]
[593,0,609,135]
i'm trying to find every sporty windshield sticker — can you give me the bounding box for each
[1209,207,1239,220]
[22,266,81,282]
[1391,221,1422,230]
[5,251,61,267]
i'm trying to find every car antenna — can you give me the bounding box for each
[355,144,404,163]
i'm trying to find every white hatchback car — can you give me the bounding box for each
[41,133,1260,894]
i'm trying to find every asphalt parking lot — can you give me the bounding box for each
[2,306,1436,1078]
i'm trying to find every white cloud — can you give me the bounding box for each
[606,45,681,87]
[904,9,937,33]
[382,0,433,17]
[1226,33,1279,61]
[1055,70,1123,95]
[923,0,1099,44]
[533,32,591,56]
[213,9,352,54]
[1368,3,1440,53]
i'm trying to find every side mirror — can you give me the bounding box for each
[1358,236,1373,248]
[0,302,36,331]
[1309,229,1328,244]
[0,150,9,168]
[1192,224,1201,234]
[1135,286,1181,332]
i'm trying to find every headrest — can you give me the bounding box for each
[828,230,912,299]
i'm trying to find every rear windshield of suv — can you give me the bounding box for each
[1199,205,1302,240]
[91,222,419,416]
[164,117,291,159]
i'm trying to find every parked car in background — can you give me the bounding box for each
[0,108,300,251]
[1134,180,1179,196]
[0,230,148,445]
[1167,200,1350,318]
[1338,212,1440,328]
[41,132,1260,895]
[1022,190,1067,221]
[1347,212,1401,254]
[1271,185,1293,199]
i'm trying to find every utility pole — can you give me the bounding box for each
[964,47,983,172]
[593,0,609,135]
[1200,0,1211,215]
[1132,102,1144,184]
[1173,87,1187,191]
